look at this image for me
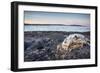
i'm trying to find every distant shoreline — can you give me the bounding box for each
[24,24,86,26]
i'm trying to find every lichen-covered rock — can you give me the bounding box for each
[56,34,90,59]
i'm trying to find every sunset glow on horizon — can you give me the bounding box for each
[24,11,90,26]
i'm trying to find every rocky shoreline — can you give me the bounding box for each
[24,31,90,62]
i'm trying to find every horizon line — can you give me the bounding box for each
[24,23,90,26]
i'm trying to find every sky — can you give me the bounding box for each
[24,11,90,26]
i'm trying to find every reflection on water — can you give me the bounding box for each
[24,25,90,32]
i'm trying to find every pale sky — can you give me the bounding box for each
[24,11,90,26]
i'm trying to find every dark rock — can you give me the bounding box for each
[24,31,90,61]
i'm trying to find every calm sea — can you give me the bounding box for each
[24,25,90,32]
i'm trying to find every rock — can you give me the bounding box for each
[56,34,90,59]
[24,32,90,61]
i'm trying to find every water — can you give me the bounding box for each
[24,25,90,32]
